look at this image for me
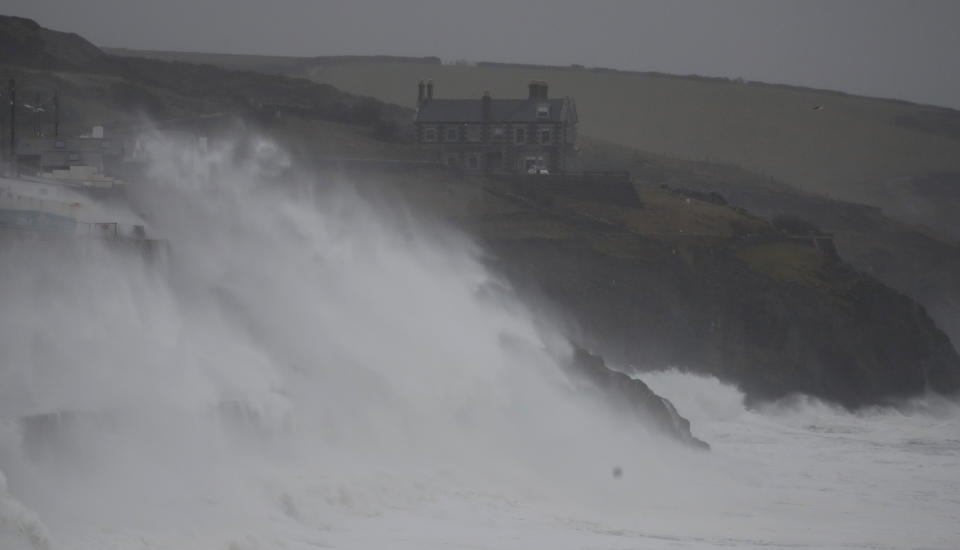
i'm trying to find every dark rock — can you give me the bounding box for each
[491,234,960,410]
[565,344,709,450]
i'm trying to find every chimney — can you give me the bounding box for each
[482,91,491,121]
[426,80,434,100]
[528,81,549,100]
[418,80,425,106]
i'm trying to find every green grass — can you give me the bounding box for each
[281,60,960,216]
[106,51,960,218]
[737,242,826,287]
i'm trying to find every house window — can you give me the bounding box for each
[539,129,552,144]
[68,153,80,161]
[467,156,479,170]
[515,128,526,144]
[446,127,459,141]
[423,127,437,142]
[536,104,550,119]
[55,140,65,149]
[491,126,505,141]
[446,154,459,167]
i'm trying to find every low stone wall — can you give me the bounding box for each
[491,173,640,206]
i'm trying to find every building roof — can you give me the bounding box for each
[415,98,573,123]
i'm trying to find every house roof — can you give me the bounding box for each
[415,98,573,123]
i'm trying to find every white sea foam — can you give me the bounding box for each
[0,135,957,549]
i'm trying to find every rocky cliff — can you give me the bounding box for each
[565,345,709,449]
[466,180,960,409]
[493,235,959,408]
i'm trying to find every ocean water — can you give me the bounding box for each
[0,136,957,550]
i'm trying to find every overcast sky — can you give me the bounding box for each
[6,0,960,109]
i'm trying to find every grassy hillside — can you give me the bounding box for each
[0,15,111,71]
[303,62,960,200]
[2,65,415,168]
[0,18,415,163]
[111,50,960,235]
[572,134,960,346]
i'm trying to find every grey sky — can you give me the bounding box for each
[6,0,960,109]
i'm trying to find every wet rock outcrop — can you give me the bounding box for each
[566,345,709,450]
[492,233,960,409]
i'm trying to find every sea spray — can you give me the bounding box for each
[2,134,957,549]
[0,134,707,549]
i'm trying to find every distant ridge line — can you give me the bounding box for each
[102,48,957,112]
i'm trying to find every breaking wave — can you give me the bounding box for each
[0,135,957,549]
[0,135,703,549]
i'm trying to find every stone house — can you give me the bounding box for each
[414,80,578,174]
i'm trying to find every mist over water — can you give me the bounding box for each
[0,136,958,550]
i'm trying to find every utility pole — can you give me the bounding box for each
[33,91,40,137]
[8,78,15,173]
[0,87,4,168]
[54,88,60,138]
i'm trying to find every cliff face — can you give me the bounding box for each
[349,169,960,409]
[492,237,960,408]
[466,182,960,409]
[565,345,709,449]
[598,143,960,356]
